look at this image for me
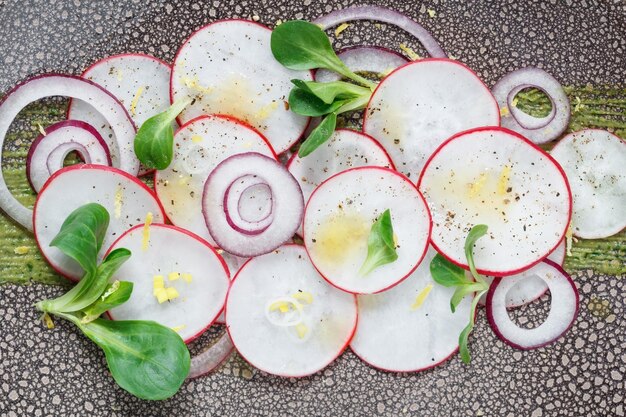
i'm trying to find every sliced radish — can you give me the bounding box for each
[363,59,499,179]
[188,332,235,378]
[303,167,431,294]
[155,115,276,244]
[550,129,626,239]
[26,120,111,193]
[68,53,174,174]
[417,127,571,276]
[202,153,303,257]
[171,20,312,154]
[0,74,138,230]
[33,165,165,280]
[315,46,409,82]
[350,247,471,372]
[486,259,579,350]
[214,249,249,324]
[225,245,357,377]
[106,224,230,343]
[287,129,393,235]
[478,239,566,307]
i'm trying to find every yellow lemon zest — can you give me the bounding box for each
[43,313,55,329]
[292,291,314,305]
[334,23,350,37]
[114,186,124,219]
[468,173,487,198]
[182,273,193,283]
[497,165,512,195]
[427,9,437,18]
[155,288,169,304]
[500,106,510,117]
[168,272,181,281]
[37,123,46,136]
[165,287,180,300]
[295,323,309,339]
[14,246,29,255]
[399,43,421,61]
[142,212,154,251]
[410,283,434,310]
[191,135,203,143]
[129,86,145,117]
[269,301,290,312]
[171,324,187,332]
[153,275,165,295]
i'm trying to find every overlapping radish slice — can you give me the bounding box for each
[188,333,235,379]
[26,120,111,193]
[225,245,357,377]
[33,165,165,280]
[0,74,138,230]
[350,247,471,372]
[287,129,393,235]
[304,167,431,294]
[315,46,409,82]
[202,152,304,257]
[363,59,499,179]
[170,20,311,154]
[214,249,249,324]
[106,224,230,343]
[478,239,566,307]
[550,129,626,239]
[154,114,276,244]
[417,127,571,276]
[486,259,579,350]
[68,53,173,151]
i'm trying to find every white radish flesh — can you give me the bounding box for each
[202,153,304,257]
[33,165,165,280]
[154,114,276,244]
[418,127,571,276]
[304,167,431,294]
[550,129,626,239]
[486,260,579,350]
[226,245,357,377]
[171,20,311,154]
[350,247,472,372]
[26,120,111,193]
[215,250,249,324]
[106,224,230,343]
[363,59,499,179]
[0,75,138,230]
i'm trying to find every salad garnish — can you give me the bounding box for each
[358,209,398,276]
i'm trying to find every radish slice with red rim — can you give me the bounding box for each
[486,259,579,350]
[106,224,230,343]
[315,46,409,82]
[26,120,111,193]
[417,127,571,276]
[313,6,446,58]
[287,129,393,235]
[492,67,570,144]
[203,152,304,257]
[304,167,431,294]
[33,165,165,280]
[550,129,626,239]
[214,250,249,324]
[171,20,311,154]
[188,332,235,378]
[363,59,500,179]
[478,239,566,307]
[68,53,174,175]
[154,114,276,245]
[0,74,138,230]
[225,245,357,377]
[350,247,472,372]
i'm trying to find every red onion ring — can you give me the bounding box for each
[223,174,274,236]
[315,46,409,82]
[313,6,446,58]
[188,332,235,379]
[492,67,571,144]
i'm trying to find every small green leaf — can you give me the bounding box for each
[450,283,484,313]
[291,79,369,104]
[79,319,190,400]
[50,203,110,275]
[288,88,348,117]
[134,97,191,170]
[430,253,470,287]
[81,281,133,324]
[358,209,398,276]
[298,112,337,157]
[465,224,488,281]
[271,20,375,88]
[458,289,488,364]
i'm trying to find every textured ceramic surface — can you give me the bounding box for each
[0,0,625,416]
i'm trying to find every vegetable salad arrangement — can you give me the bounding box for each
[0,5,624,400]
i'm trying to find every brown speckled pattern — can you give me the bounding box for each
[1,0,625,416]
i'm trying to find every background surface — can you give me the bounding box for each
[0,1,625,416]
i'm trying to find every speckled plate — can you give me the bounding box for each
[0,1,625,416]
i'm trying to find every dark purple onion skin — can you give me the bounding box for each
[485,259,580,350]
[25,119,112,193]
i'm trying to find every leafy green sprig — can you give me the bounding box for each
[36,203,190,400]
[359,209,398,276]
[271,20,376,157]
[430,225,490,363]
